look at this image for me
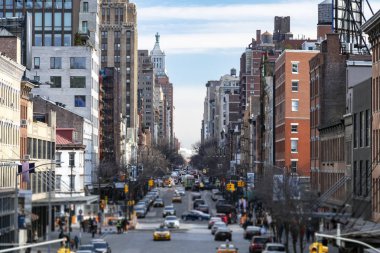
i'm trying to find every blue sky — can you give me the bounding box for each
[133,0,380,151]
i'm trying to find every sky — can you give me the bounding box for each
[133,0,380,152]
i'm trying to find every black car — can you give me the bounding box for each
[216,199,234,214]
[193,199,205,209]
[195,204,209,214]
[153,198,164,207]
[244,226,261,240]
[214,227,232,241]
[181,210,210,221]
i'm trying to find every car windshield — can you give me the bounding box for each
[254,237,270,243]
[78,245,94,250]
[268,246,285,251]
[93,242,107,248]
[156,227,169,232]
[166,216,177,220]
[165,207,174,211]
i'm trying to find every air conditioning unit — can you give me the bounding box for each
[23,154,30,160]
[20,119,27,126]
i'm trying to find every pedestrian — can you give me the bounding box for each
[74,235,79,249]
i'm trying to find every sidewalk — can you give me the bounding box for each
[31,225,108,253]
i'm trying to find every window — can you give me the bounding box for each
[83,2,89,12]
[35,0,43,8]
[354,113,358,148]
[56,175,61,191]
[55,152,62,167]
[366,109,370,146]
[64,0,72,9]
[55,0,62,9]
[75,96,86,107]
[292,62,299,73]
[35,13,43,31]
[64,13,71,31]
[26,0,33,8]
[50,57,62,69]
[82,21,88,33]
[55,13,62,29]
[360,111,364,147]
[70,57,86,69]
[291,139,298,153]
[45,0,52,8]
[45,34,52,46]
[35,34,42,46]
[114,31,121,38]
[69,152,75,167]
[291,80,299,92]
[69,175,75,191]
[34,57,40,69]
[101,31,108,38]
[70,77,86,88]
[64,34,71,46]
[54,34,62,46]
[50,76,62,88]
[291,124,298,133]
[291,100,299,112]
[291,161,298,173]
[34,76,40,82]
[45,13,52,31]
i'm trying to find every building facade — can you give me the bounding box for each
[0,53,25,248]
[362,10,380,221]
[274,50,318,176]
[100,0,139,155]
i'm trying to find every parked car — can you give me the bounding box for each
[249,236,273,253]
[262,243,286,253]
[211,221,228,235]
[162,205,176,217]
[216,243,238,253]
[244,226,262,240]
[164,215,180,228]
[214,227,232,241]
[195,204,209,213]
[208,217,223,229]
[153,198,164,207]
[181,210,210,221]
[193,199,206,209]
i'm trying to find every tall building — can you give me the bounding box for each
[274,50,318,176]
[362,10,380,221]
[100,0,139,164]
[137,50,156,142]
[151,33,174,148]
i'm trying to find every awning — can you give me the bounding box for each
[32,195,99,206]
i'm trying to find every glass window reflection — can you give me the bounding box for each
[64,0,72,9]
[64,13,71,31]
[45,0,52,8]
[64,34,71,46]
[45,34,52,46]
[35,13,42,31]
[16,0,23,9]
[45,13,52,31]
[26,0,33,9]
[35,34,42,46]
[54,34,62,46]
[54,13,62,29]
[35,0,43,9]
[5,0,13,9]
[55,0,62,9]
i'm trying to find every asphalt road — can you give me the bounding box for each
[103,186,251,253]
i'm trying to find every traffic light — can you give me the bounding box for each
[148,179,154,187]
[124,184,129,193]
[309,242,328,253]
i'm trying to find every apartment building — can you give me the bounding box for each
[362,10,380,221]
[274,50,318,176]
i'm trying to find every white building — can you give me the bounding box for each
[151,33,166,76]
[0,53,25,247]
[27,46,99,185]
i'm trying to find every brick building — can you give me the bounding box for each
[274,50,318,176]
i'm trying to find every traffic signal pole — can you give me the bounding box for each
[314,232,380,253]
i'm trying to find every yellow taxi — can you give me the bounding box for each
[216,242,238,253]
[153,226,171,241]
